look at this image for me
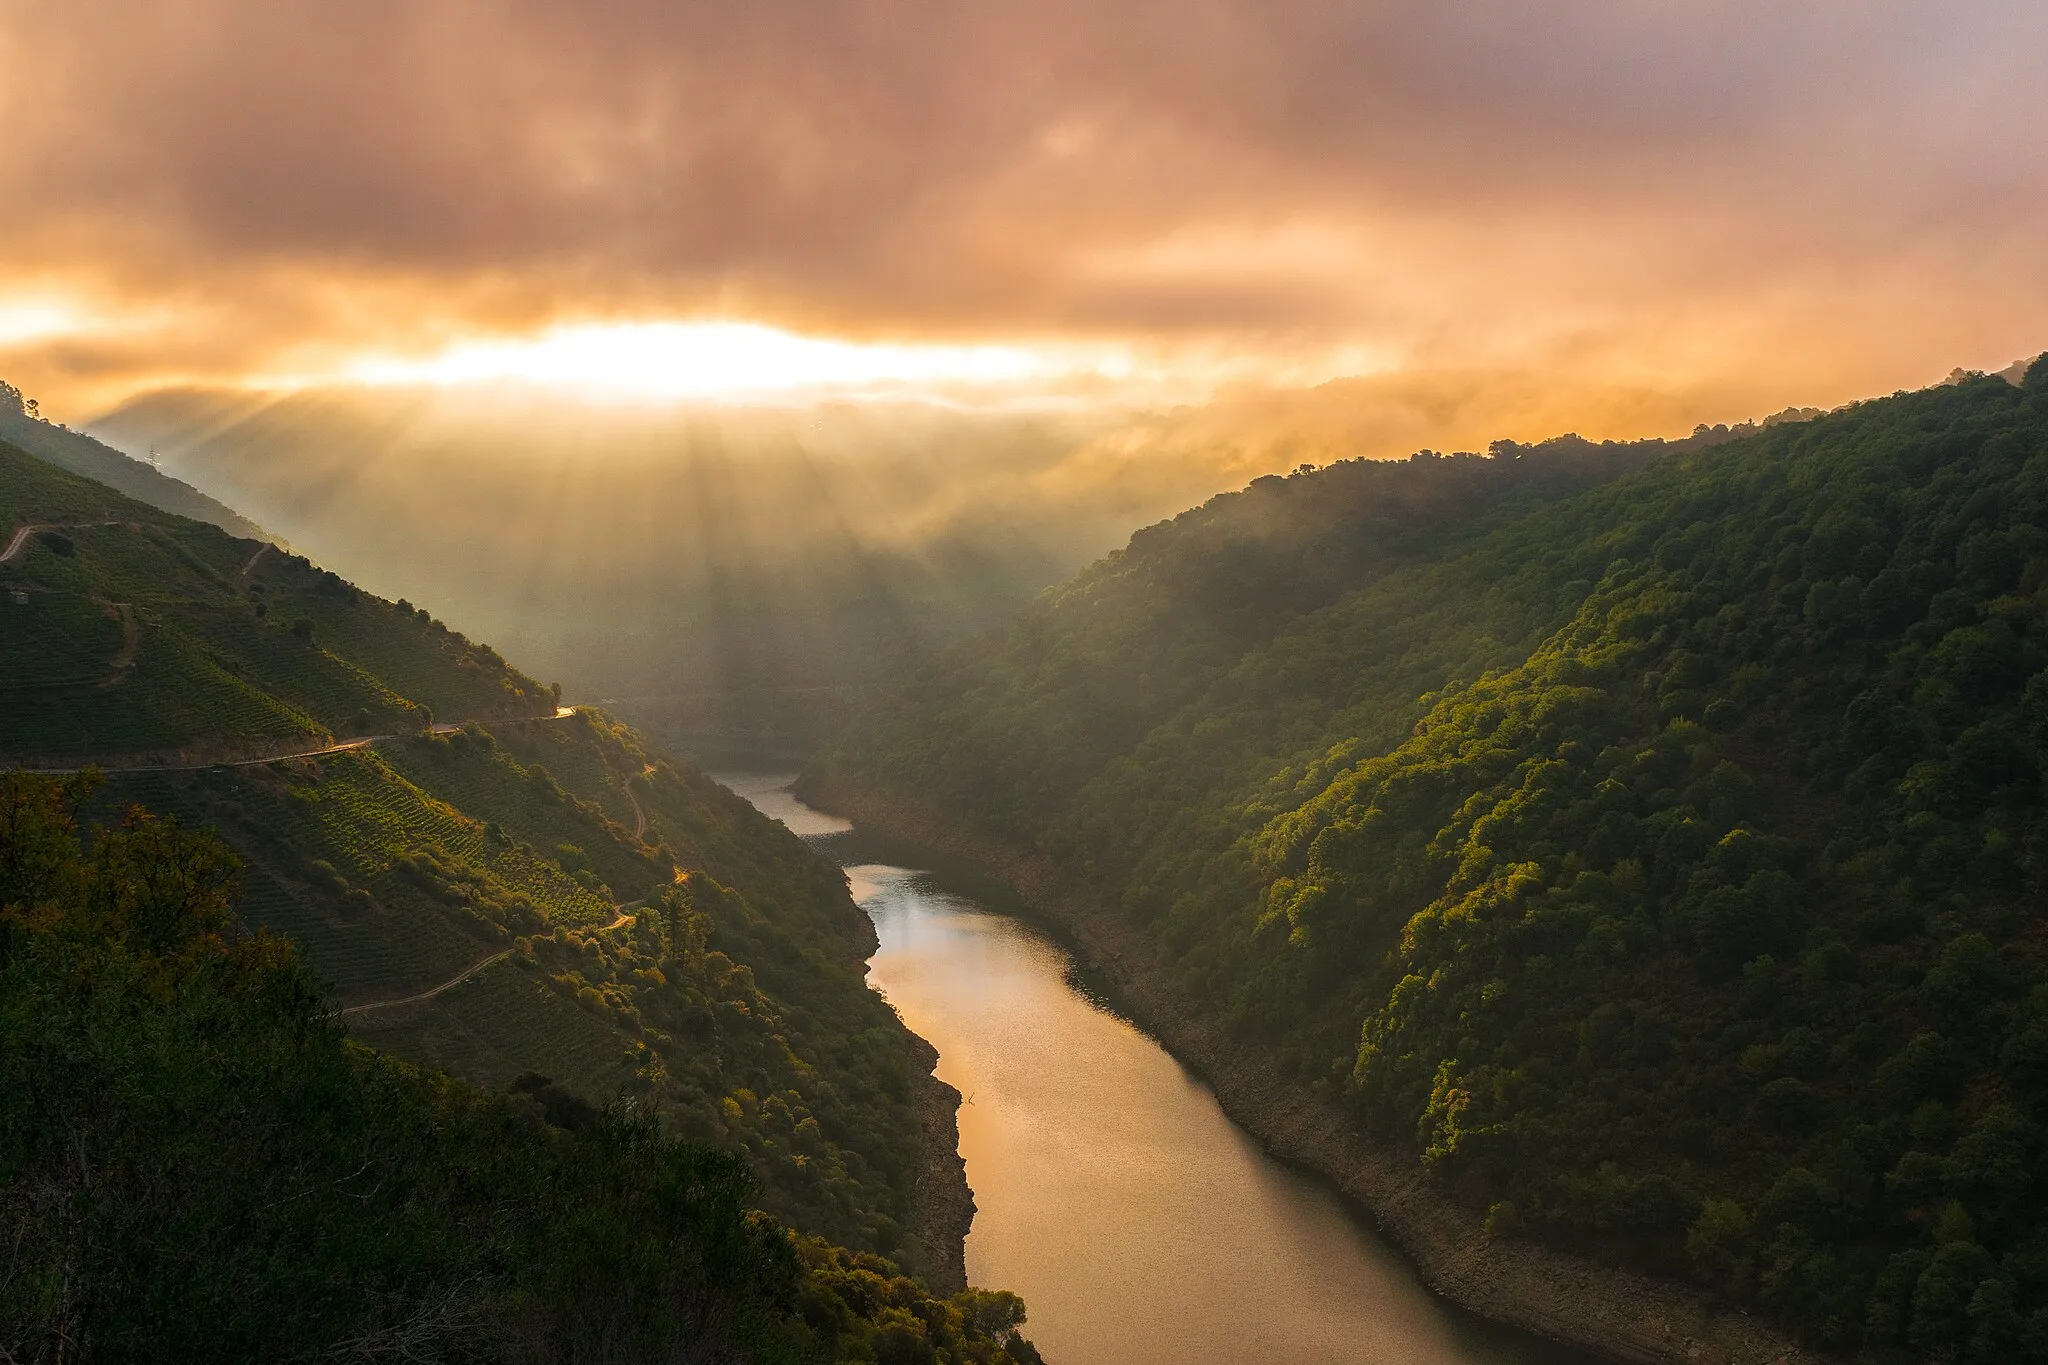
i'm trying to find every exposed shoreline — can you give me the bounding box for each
[798,771,1823,1365]
[900,1031,975,1295]
[831,854,975,1296]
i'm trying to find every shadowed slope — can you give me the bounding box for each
[812,361,2048,1359]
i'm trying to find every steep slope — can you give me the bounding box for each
[0,436,986,1294]
[0,436,552,760]
[0,380,268,541]
[811,360,2048,1361]
[85,714,968,1284]
[813,426,1750,841]
[1,771,1039,1364]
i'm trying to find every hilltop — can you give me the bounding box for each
[85,387,1122,756]
[1,379,268,542]
[810,358,2048,1362]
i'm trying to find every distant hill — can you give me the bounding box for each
[1,379,269,542]
[86,386,1128,756]
[0,433,998,1311]
[811,358,2048,1359]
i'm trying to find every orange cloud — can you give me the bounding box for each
[0,1,2042,424]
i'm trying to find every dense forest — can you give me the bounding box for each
[0,773,1039,1363]
[0,438,1032,1358]
[812,359,2048,1360]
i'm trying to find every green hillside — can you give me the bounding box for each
[81,713,960,1273]
[0,435,553,759]
[812,359,2048,1360]
[0,772,1037,1364]
[0,379,268,541]
[0,433,1025,1355]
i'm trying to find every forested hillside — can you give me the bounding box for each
[1,437,1028,1357]
[811,360,2048,1360]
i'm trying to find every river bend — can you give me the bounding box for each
[717,771,1591,1365]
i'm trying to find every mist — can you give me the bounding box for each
[88,388,1177,749]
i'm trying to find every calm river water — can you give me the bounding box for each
[717,772,1593,1365]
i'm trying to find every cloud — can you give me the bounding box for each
[0,1,2044,417]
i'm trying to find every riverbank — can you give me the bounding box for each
[796,772,1821,1365]
[901,1029,975,1295]
[817,835,975,1296]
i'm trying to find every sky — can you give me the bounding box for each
[2,0,2046,439]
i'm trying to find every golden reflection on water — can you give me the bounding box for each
[719,774,1586,1365]
[713,771,854,838]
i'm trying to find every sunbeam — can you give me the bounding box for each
[324,321,1132,404]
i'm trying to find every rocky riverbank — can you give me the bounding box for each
[901,1030,975,1295]
[797,771,1822,1365]
[829,853,975,1295]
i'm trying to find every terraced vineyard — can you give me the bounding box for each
[0,437,553,761]
[345,962,641,1097]
[488,706,653,827]
[93,766,513,1002]
[0,591,124,689]
[379,720,662,898]
[5,759,1041,1363]
[83,710,954,1278]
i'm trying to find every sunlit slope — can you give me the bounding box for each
[813,361,2048,1355]
[0,392,268,541]
[815,424,1739,835]
[0,437,551,759]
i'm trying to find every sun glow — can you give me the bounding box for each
[0,296,101,347]
[330,321,1133,402]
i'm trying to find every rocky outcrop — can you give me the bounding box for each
[900,1035,975,1295]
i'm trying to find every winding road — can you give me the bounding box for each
[338,907,636,1015]
[10,681,619,1017]
[340,950,514,1016]
[626,782,648,838]
[21,709,582,776]
[7,513,631,1021]
[0,523,43,563]
[1,519,120,564]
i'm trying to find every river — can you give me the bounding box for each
[717,771,1595,1365]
